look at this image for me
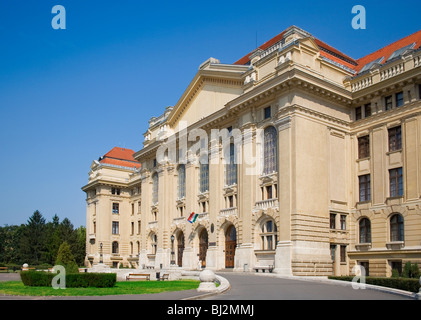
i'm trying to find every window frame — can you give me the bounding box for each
[390,214,404,242]
[359,174,371,202]
[385,95,393,110]
[389,167,403,197]
[396,91,404,107]
[388,126,402,152]
[263,126,278,175]
[112,221,119,235]
[359,218,371,244]
[358,135,370,159]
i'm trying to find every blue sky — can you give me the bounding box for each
[0,0,420,228]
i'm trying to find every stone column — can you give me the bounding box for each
[273,116,293,276]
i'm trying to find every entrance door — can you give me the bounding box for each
[199,229,208,268]
[225,225,236,268]
[177,232,184,267]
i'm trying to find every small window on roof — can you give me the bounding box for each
[387,43,415,62]
[359,57,384,73]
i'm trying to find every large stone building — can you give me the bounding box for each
[82,26,421,277]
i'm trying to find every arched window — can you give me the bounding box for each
[263,126,278,175]
[225,143,237,186]
[260,219,278,250]
[152,173,159,205]
[359,218,371,244]
[177,164,186,199]
[390,214,404,242]
[112,241,119,254]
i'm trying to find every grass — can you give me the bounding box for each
[0,280,200,297]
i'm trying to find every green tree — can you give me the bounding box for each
[73,226,86,266]
[19,211,47,265]
[55,241,79,274]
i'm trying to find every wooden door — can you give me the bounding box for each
[177,233,184,267]
[199,229,208,268]
[225,225,236,268]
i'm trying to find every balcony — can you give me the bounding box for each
[219,207,238,218]
[255,199,279,211]
[197,212,209,222]
[347,49,421,93]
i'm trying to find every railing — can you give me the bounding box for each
[255,199,279,210]
[219,207,238,218]
[197,212,209,221]
[380,62,405,81]
[351,75,373,92]
[173,217,186,224]
[348,50,421,92]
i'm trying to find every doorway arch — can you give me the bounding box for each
[177,231,185,267]
[199,228,208,268]
[225,225,237,268]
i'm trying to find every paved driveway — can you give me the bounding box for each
[205,273,414,300]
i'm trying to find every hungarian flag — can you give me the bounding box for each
[187,212,198,223]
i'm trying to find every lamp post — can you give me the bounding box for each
[170,235,175,265]
[99,242,103,264]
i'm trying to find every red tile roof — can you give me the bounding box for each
[233,27,421,75]
[99,147,140,169]
[234,30,287,65]
[355,29,421,73]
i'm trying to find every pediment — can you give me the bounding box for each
[166,61,248,130]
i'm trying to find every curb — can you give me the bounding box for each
[182,273,231,300]
[222,271,418,300]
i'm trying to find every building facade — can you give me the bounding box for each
[82,26,421,277]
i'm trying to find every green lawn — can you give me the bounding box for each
[0,280,200,297]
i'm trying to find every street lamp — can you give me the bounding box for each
[99,242,103,264]
[170,235,175,265]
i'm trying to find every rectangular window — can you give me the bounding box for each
[396,91,404,107]
[330,245,336,262]
[340,245,347,263]
[112,203,119,214]
[138,221,141,234]
[389,167,403,197]
[388,126,402,152]
[359,174,371,202]
[131,222,134,235]
[131,203,134,215]
[264,106,271,119]
[112,221,119,235]
[266,185,273,199]
[355,106,362,120]
[111,188,121,195]
[340,215,347,230]
[330,213,336,229]
[364,103,372,117]
[358,136,370,159]
[228,195,234,208]
[385,95,393,110]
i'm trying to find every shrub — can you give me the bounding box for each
[329,276,420,293]
[402,262,420,279]
[20,271,116,288]
[55,242,79,274]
